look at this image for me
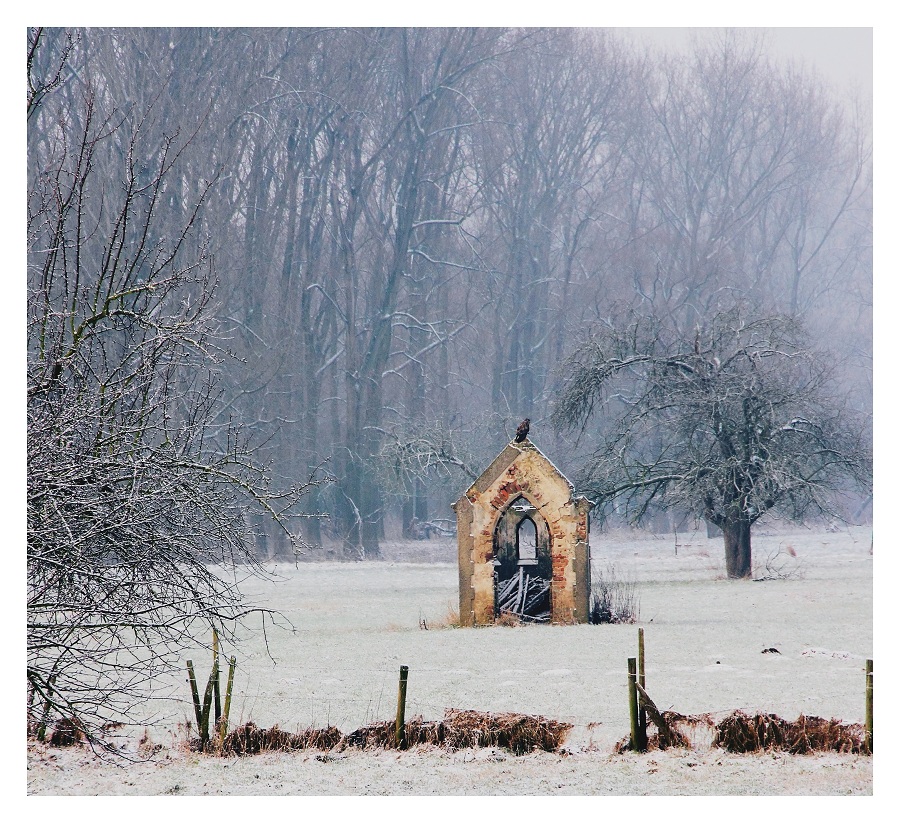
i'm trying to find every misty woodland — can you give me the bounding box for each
[26,27,871,759]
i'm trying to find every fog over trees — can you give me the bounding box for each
[28,26,872,564]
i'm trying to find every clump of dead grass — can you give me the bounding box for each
[589,564,640,624]
[615,711,705,753]
[187,710,569,757]
[47,717,85,747]
[712,711,867,754]
[138,727,163,756]
[197,722,343,755]
[615,709,868,756]
[647,712,706,750]
[430,603,461,629]
[340,708,571,755]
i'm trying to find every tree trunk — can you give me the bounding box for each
[722,517,752,578]
[402,476,414,539]
[414,476,428,525]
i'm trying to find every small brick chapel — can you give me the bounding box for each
[451,436,592,626]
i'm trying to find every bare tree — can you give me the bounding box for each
[552,309,871,578]
[26,31,315,747]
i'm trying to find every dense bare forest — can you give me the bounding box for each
[28,27,872,562]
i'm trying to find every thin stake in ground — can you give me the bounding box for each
[395,665,409,749]
[865,658,873,753]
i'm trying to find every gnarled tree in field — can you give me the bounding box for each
[552,309,871,578]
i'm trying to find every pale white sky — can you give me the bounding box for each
[626,27,872,99]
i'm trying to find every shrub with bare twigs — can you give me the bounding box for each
[26,29,320,751]
[589,564,640,624]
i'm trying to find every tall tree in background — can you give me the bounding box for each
[472,29,634,432]
[27,27,871,564]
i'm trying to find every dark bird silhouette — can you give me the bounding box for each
[515,418,530,443]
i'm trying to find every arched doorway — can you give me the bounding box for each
[492,495,552,621]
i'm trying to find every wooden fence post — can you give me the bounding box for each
[219,656,236,746]
[198,666,216,747]
[638,628,647,750]
[186,660,202,733]
[212,629,222,725]
[628,657,642,752]
[395,665,409,749]
[865,658,873,753]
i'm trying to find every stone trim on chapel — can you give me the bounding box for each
[451,438,592,626]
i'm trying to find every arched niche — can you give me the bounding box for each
[492,495,552,620]
[452,437,593,625]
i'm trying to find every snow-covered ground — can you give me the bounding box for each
[27,524,874,795]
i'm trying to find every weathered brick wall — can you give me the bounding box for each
[453,441,591,625]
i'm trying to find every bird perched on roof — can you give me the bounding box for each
[514,418,530,443]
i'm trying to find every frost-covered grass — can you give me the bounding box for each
[27,524,874,795]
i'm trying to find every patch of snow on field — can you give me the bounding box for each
[801,648,857,660]
[27,524,873,795]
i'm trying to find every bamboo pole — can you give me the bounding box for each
[865,658,873,753]
[628,657,642,752]
[395,665,409,749]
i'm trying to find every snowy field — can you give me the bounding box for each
[27,524,874,796]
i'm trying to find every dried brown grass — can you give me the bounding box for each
[647,711,701,750]
[138,727,163,756]
[431,603,460,629]
[205,722,343,755]
[193,708,868,761]
[48,717,85,747]
[615,710,868,756]
[340,708,572,755]
[712,711,867,754]
[188,709,570,757]
[615,711,700,753]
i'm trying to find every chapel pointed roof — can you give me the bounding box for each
[452,437,579,509]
